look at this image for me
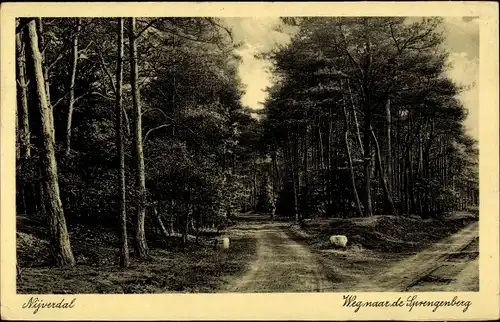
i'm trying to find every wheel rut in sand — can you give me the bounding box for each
[226,222,333,293]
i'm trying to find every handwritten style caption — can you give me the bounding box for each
[22,297,76,315]
[342,294,472,313]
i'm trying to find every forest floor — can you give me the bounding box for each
[16,216,258,294]
[223,212,479,292]
[16,212,478,293]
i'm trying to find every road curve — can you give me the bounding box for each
[223,214,478,293]
[358,221,479,292]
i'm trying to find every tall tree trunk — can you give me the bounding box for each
[182,206,191,251]
[23,19,75,266]
[303,124,308,190]
[252,159,257,209]
[115,18,129,268]
[303,123,309,218]
[16,26,31,158]
[65,18,82,155]
[370,128,397,216]
[404,149,410,214]
[295,123,301,197]
[128,18,149,258]
[318,118,325,168]
[36,18,55,143]
[422,121,435,217]
[317,118,327,205]
[408,143,416,213]
[327,107,334,212]
[385,97,392,193]
[416,133,423,216]
[287,132,299,223]
[272,151,280,198]
[341,100,363,217]
[347,79,364,155]
[362,107,373,217]
[155,208,169,239]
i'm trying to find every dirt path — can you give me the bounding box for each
[223,215,478,292]
[225,217,334,292]
[357,221,479,292]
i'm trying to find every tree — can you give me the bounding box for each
[115,18,129,268]
[23,18,75,266]
[339,80,363,217]
[256,169,274,215]
[128,17,149,258]
[16,17,253,270]
[263,17,476,219]
[65,18,82,155]
[16,25,31,159]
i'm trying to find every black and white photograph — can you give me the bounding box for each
[2,2,499,321]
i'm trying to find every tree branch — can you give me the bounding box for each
[79,40,94,54]
[16,18,35,34]
[143,124,172,144]
[97,51,117,95]
[89,91,114,101]
[338,24,363,77]
[142,107,197,136]
[151,24,227,52]
[389,23,401,54]
[135,19,159,39]
[51,91,71,109]
[205,17,233,41]
[47,45,68,71]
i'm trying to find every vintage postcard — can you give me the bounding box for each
[1,1,498,320]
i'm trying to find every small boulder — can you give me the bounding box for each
[329,235,348,248]
[214,237,230,250]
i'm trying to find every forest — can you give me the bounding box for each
[15,17,478,277]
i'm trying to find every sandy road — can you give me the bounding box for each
[224,214,478,292]
[225,216,334,292]
[357,221,479,292]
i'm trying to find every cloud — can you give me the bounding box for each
[441,17,479,59]
[223,18,294,109]
[446,52,479,139]
[235,43,274,108]
[224,17,479,140]
[441,17,479,139]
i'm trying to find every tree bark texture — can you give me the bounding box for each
[24,19,75,266]
[16,26,31,159]
[115,18,129,268]
[65,18,82,155]
[128,18,149,258]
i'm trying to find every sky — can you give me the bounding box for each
[223,17,479,140]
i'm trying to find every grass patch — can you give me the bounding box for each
[17,221,258,294]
